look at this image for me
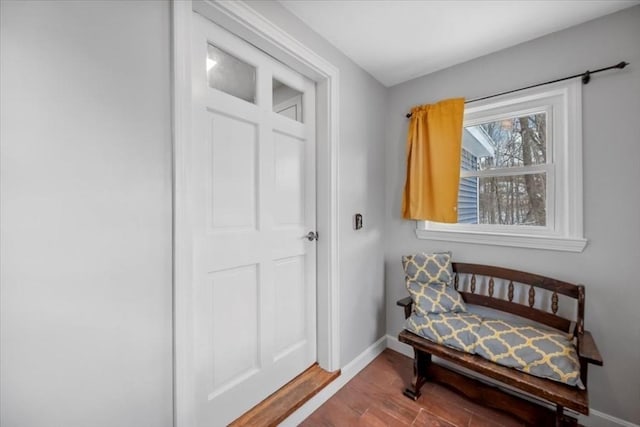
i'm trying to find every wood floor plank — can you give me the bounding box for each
[363,406,412,426]
[300,398,360,427]
[347,376,421,424]
[358,409,391,427]
[414,398,472,426]
[412,409,457,427]
[331,384,370,415]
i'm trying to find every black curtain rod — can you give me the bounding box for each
[405,61,629,118]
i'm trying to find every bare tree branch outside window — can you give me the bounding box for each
[460,113,546,226]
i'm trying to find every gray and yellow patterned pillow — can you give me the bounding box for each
[473,319,583,388]
[406,279,467,316]
[402,252,453,285]
[405,312,481,353]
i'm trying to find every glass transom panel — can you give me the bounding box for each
[207,43,256,104]
[272,78,303,123]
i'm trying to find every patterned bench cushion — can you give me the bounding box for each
[405,312,482,353]
[473,319,583,388]
[406,279,467,316]
[402,252,466,316]
[402,252,453,285]
[404,314,583,388]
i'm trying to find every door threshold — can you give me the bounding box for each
[230,363,340,426]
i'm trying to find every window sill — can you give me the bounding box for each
[415,227,587,252]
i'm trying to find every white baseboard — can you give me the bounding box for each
[279,335,388,426]
[384,334,639,427]
[579,410,640,427]
[386,333,413,358]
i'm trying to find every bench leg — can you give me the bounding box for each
[555,406,579,427]
[556,406,565,427]
[403,349,431,400]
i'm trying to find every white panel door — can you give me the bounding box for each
[190,12,317,427]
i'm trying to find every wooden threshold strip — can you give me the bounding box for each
[230,363,340,427]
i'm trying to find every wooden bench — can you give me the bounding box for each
[397,263,603,427]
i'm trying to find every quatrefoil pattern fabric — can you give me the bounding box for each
[402,252,453,285]
[473,319,583,388]
[405,312,482,353]
[406,279,467,316]
[404,315,583,387]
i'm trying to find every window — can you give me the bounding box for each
[416,80,587,252]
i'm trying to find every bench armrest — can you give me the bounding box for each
[397,296,413,319]
[579,330,603,366]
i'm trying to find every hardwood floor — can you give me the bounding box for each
[300,349,527,427]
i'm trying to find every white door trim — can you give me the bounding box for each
[172,1,341,425]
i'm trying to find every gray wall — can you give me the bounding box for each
[0,1,173,426]
[384,6,640,424]
[245,0,388,367]
[1,0,388,425]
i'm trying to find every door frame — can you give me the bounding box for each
[172,1,341,425]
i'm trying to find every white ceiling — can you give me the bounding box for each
[279,0,639,87]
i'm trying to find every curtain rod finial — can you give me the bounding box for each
[406,113,412,118]
[618,61,629,69]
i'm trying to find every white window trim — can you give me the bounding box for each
[416,79,587,252]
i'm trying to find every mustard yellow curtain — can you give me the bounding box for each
[402,98,465,222]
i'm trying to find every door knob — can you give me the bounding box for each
[305,231,318,241]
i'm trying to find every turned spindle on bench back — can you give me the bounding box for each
[451,263,581,337]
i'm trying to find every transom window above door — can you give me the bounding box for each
[273,78,303,123]
[205,42,305,124]
[207,43,256,103]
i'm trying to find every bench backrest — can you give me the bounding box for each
[452,263,585,338]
